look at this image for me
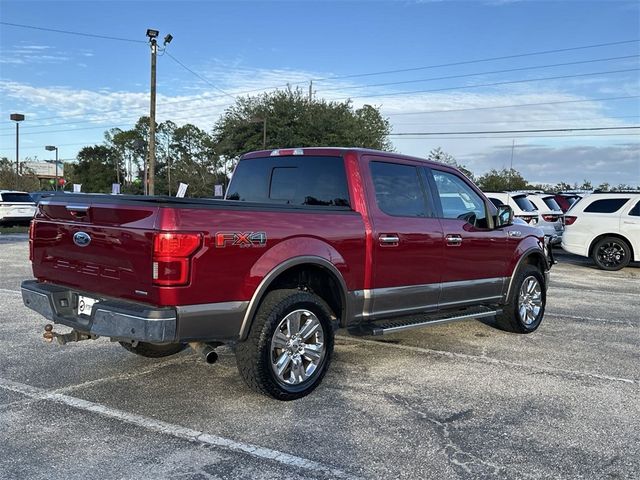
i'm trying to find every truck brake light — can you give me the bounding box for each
[270,148,304,156]
[564,216,577,226]
[152,232,202,286]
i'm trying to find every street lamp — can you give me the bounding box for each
[10,113,25,189]
[45,145,59,190]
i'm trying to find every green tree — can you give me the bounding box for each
[0,157,41,191]
[212,88,392,162]
[70,145,124,193]
[427,147,474,180]
[476,168,528,191]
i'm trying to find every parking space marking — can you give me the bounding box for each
[547,312,637,326]
[0,288,21,295]
[0,377,361,480]
[337,336,637,385]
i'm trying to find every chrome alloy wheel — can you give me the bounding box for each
[518,276,543,325]
[596,241,625,268]
[270,309,326,385]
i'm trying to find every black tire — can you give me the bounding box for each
[592,236,631,271]
[235,289,335,401]
[496,265,546,333]
[119,341,187,358]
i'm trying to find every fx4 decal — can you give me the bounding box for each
[215,232,267,248]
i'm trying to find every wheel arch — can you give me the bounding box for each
[504,248,548,302]
[588,233,634,260]
[239,256,349,341]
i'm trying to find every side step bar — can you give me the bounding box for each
[348,306,501,336]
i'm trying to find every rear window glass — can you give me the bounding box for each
[0,193,33,203]
[226,156,350,207]
[584,198,629,214]
[542,197,562,211]
[513,195,536,212]
[630,201,640,216]
[488,197,504,208]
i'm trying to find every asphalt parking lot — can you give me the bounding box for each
[1,232,638,480]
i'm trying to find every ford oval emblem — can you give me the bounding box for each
[73,231,91,247]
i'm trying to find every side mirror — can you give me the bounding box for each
[495,205,513,227]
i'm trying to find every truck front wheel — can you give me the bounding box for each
[496,266,546,333]
[235,289,334,400]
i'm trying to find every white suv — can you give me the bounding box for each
[562,193,640,270]
[484,192,540,225]
[0,190,36,226]
[526,194,564,245]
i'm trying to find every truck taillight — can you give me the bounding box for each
[28,221,35,261]
[270,148,304,156]
[564,216,577,226]
[152,232,202,286]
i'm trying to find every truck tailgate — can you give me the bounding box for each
[32,198,160,304]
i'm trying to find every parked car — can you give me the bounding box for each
[484,192,540,226]
[553,193,582,213]
[526,194,564,245]
[562,192,640,270]
[22,147,553,400]
[0,190,36,226]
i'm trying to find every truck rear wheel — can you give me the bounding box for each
[119,341,187,358]
[235,289,334,400]
[496,265,546,333]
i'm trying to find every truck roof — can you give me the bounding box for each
[241,147,447,169]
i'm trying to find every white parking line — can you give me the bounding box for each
[337,336,637,385]
[547,312,637,326]
[0,377,360,480]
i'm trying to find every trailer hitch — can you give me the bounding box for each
[43,324,98,345]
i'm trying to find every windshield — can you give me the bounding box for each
[0,193,33,203]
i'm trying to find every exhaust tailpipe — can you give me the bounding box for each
[189,342,219,364]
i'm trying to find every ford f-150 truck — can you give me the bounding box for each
[22,147,552,400]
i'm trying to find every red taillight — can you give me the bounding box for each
[152,232,202,286]
[28,221,35,261]
[542,214,560,222]
[517,215,538,225]
[564,216,578,226]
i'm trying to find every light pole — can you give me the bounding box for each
[45,145,59,190]
[146,29,173,196]
[10,113,24,189]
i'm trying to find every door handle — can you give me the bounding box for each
[379,234,400,246]
[623,221,638,225]
[446,234,463,246]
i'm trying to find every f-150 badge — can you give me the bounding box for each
[215,232,267,248]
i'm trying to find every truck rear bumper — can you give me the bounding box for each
[21,280,247,344]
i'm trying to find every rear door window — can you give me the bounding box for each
[370,162,429,217]
[584,198,630,214]
[628,201,640,216]
[226,156,350,207]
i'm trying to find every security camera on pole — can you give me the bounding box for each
[145,28,172,196]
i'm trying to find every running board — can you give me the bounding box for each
[348,306,501,336]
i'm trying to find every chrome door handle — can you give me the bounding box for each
[379,234,400,246]
[446,234,462,246]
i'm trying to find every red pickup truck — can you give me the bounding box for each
[22,148,552,400]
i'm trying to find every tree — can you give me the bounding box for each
[596,182,610,192]
[476,168,528,191]
[212,88,392,162]
[427,147,474,180]
[0,157,41,191]
[70,145,124,193]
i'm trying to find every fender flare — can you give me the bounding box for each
[238,255,349,340]
[504,248,549,301]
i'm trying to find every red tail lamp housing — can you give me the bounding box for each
[542,214,560,222]
[564,216,578,226]
[152,232,202,286]
[28,220,35,261]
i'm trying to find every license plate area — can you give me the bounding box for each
[77,295,99,316]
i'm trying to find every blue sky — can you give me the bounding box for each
[1,0,639,186]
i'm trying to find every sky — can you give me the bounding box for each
[0,0,639,187]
